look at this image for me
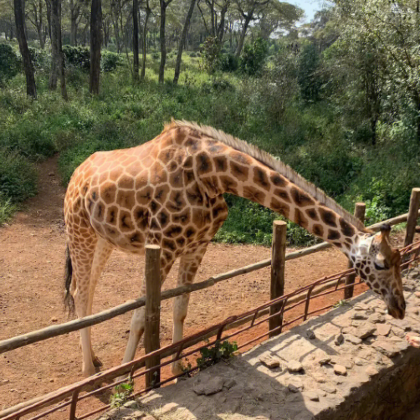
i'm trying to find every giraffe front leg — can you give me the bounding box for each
[122,305,146,363]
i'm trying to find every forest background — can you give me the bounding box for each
[1,0,420,247]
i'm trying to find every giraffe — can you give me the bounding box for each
[64,120,406,377]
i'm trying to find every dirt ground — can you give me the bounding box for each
[0,156,378,414]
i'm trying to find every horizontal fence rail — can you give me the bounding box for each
[1,209,418,356]
[2,239,420,420]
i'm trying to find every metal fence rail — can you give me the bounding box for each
[2,239,420,420]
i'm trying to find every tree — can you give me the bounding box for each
[158,0,173,83]
[141,0,154,79]
[26,0,47,48]
[132,0,139,79]
[14,0,37,98]
[90,0,102,94]
[173,0,196,84]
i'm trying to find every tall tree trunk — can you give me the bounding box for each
[158,0,171,83]
[90,0,102,94]
[173,0,196,84]
[141,6,151,80]
[45,0,52,40]
[235,14,251,57]
[132,0,139,80]
[57,0,68,99]
[14,0,37,98]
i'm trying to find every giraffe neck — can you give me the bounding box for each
[172,126,364,256]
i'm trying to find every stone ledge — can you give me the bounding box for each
[100,268,420,420]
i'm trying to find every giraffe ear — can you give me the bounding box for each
[378,224,400,266]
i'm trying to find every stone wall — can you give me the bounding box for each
[100,269,420,420]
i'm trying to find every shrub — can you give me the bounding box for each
[201,36,221,74]
[0,193,17,225]
[0,44,20,84]
[0,151,37,203]
[240,38,268,76]
[101,51,121,72]
[219,53,239,72]
[63,45,90,71]
[28,47,51,72]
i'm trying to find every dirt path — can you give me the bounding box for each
[1,156,361,412]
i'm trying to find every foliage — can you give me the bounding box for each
[109,380,134,408]
[196,340,238,370]
[0,193,17,225]
[297,43,322,102]
[240,38,268,76]
[0,44,20,85]
[101,51,122,72]
[63,45,90,71]
[200,36,221,74]
[219,53,239,72]
[0,151,37,203]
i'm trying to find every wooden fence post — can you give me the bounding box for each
[344,203,366,300]
[404,188,420,247]
[269,220,287,338]
[144,245,161,389]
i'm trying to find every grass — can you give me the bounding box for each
[1,48,419,246]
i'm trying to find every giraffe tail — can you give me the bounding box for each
[64,245,75,315]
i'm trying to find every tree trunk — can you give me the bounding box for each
[57,0,68,99]
[141,6,151,80]
[90,0,102,94]
[173,0,196,84]
[132,0,139,80]
[158,0,171,83]
[14,0,37,98]
[45,0,52,41]
[235,14,251,57]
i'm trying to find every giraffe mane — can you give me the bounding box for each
[165,119,367,232]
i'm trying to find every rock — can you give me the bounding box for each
[287,360,304,373]
[259,353,281,369]
[50,317,58,323]
[224,379,237,390]
[368,313,385,324]
[354,358,364,366]
[311,371,327,383]
[306,330,316,340]
[351,320,364,328]
[320,384,337,394]
[344,334,362,345]
[335,334,344,345]
[365,365,379,376]
[415,291,420,298]
[352,312,368,320]
[318,357,331,366]
[355,323,376,339]
[288,378,303,393]
[334,365,347,376]
[376,323,391,336]
[193,376,224,396]
[303,391,320,402]
[372,339,408,358]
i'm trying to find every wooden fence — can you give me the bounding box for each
[1,188,420,420]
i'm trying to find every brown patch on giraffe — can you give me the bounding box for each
[212,203,227,220]
[117,190,136,210]
[196,152,213,175]
[186,184,204,205]
[305,208,319,221]
[185,137,202,152]
[119,210,134,232]
[274,188,291,203]
[164,225,183,238]
[94,201,105,222]
[176,237,186,247]
[168,191,186,212]
[169,169,183,188]
[151,164,168,183]
[220,176,238,194]
[365,267,371,274]
[109,166,124,181]
[192,208,211,229]
[172,208,191,225]
[343,243,351,250]
[136,186,153,205]
[162,238,177,252]
[168,161,178,173]
[101,182,117,205]
[319,208,337,228]
[183,155,194,169]
[133,206,149,230]
[313,224,324,237]
[230,151,252,165]
[290,187,315,207]
[270,173,287,187]
[333,242,342,248]
[339,217,356,238]
[327,229,341,241]
[150,200,161,214]
[183,169,195,186]
[294,209,309,229]
[157,210,170,228]
[129,232,144,246]
[230,162,249,182]
[270,198,290,218]
[214,156,228,172]
[206,141,226,154]
[119,175,135,190]
[253,167,270,191]
[155,184,170,204]
[202,176,221,194]
[243,186,264,203]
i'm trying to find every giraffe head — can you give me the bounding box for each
[353,224,405,319]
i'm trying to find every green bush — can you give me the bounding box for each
[219,53,239,72]
[0,193,17,225]
[240,38,268,76]
[0,44,20,84]
[0,151,37,203]
[28,47,51,72]
[101,51,121,72]
[63,45,90,71]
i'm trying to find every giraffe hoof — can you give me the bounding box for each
[92,355,103,367]
[82,364,97,377]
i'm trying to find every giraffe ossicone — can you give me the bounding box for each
[63,120,405,377]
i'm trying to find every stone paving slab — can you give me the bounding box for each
[100,269,420,420]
